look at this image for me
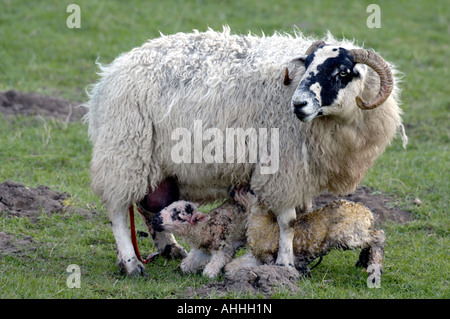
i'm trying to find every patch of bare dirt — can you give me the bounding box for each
[0,90,85,122]
[185,265,301,298]
[0,231,35,259]
[0,180,92,222]
[0,181,95,259]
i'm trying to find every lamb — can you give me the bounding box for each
[84,26,406,275]
[225,189,385,280]
[151,197,248,278]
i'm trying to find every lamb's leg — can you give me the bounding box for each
[203,249,234,278]
[364,230,385,288]
[356,230,385,271]
[148,223,188,259]
[367,230,385,271]
[140,207,187,258]
[275,207,296,269]
[356,248,371,269]
[109,206,145,276]
[180,248,211,274]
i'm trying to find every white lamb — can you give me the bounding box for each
[151,197,247,278]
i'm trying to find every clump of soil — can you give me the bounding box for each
[186,265,301,298]
[0,90,85,122]
[0,180,94,259]
[0,180,91,222]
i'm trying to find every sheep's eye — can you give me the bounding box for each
[339,70,348,77]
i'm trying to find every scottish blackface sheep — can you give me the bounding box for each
[85,26,406,275]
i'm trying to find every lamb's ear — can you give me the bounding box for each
[189,212,209,225]
[290,54,307,65]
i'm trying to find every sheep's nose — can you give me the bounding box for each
[293,100,308,109]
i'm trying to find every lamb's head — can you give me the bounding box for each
[289,41,394,122]
[151,200,209,235]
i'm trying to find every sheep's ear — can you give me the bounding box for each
[290,54,307,65]
[353,63,367,79]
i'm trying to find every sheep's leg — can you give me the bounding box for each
[203,249,233,278]
[109,207,145,276]
[180,248,211,274]
[275,207,296,268]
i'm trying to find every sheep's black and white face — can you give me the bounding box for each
[291,45,365,122]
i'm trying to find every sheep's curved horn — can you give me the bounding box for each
[350,49,394,110]
[305,40,326,55]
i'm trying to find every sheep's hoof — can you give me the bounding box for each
[275,262,295,268]
[275,261,297,274]
[118,256,146,277]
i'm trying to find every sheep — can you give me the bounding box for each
[225,190,385,280]
[151,197,248,278]
[84,26,406,275]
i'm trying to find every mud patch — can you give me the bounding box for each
[185,265,301,298]
[0,231,35,259]
[0,90,85,122]
[0,180,91,222]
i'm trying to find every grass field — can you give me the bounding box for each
[0,0,448,299]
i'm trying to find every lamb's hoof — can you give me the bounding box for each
[203,267,220,279]
[160,243,188,259]
[118,256,146,277]
[180,261,194,274]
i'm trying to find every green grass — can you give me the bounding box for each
[0,0,448,299]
